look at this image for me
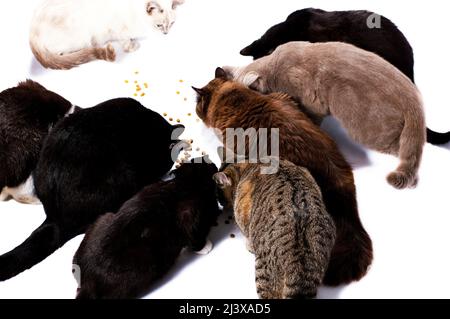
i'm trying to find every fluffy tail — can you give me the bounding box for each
[321,182,373,286]
[426,128,450,145]
[387,113,426,189]
[30,41,116,70]
[0,220,67,281]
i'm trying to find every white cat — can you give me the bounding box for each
[29,0,185,70]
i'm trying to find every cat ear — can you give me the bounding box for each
[146,1,159,15]
[240,44,254,56]
[242,71,260,87]
[192,86,206,96]
[213,172,232,188]
[215,67,228,80]
[222,66,238,79]
[172,0,185,9]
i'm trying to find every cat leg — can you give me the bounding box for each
[193,239,213,255]
[0,187,10,201]
[255,254,277,299]
[6,175,41,205]
[121,39,140,53]
[246,239,255,254]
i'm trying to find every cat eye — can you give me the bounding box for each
[157,24,163,28]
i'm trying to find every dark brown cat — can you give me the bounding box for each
[193,68,373,286]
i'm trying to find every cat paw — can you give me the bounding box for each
[122,39,140,53]
[105,44,116,62]
[387,171,410,189]
[0,188,9,201]
[14,195,41,205]
[194,239,213,255]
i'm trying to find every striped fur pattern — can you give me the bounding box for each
[214,161,336,299]
[195,72,373,286]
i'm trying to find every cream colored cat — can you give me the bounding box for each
[30,0,185,69]
[224,41,426,190]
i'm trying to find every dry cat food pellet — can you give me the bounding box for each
[124,80,129,84]
[133,93,138,97]
[179,79,184,83]
[141,93,145,97]
[184,98,188,101]
[187,113,192,116]
[169,118,173,122]
[230,234,236,238]
[176,91,180,95]
[163,113,168,117]
[135,71,139,75]
[134,80,138,84]
[144,83,148,88]
[176,119,181,123]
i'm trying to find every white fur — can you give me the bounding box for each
[30,0,184,54]
[242,71,260,87]
[194,239,213,255]
[1,175,41,205]
[65,105,76,117]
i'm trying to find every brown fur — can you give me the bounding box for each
[30,41,116,70]
[226,41,426,189]
[195,71,373,286]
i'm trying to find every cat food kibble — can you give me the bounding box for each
[163,113,168,117]
[169,118,173,122]
[187,113,192,116]
[141,93,145,97]
[176,119,181,123]
[176,91,180,95]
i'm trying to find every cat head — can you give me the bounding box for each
[191,68,231,122]
[146,0,185,34]
[213,166,239,210]
[220,66,268,93]
[240,9,313,59]
[174,156,218,185]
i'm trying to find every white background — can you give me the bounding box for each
[0,0,449,299]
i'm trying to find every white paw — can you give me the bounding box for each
[14,195,41,205]
[194,239,213,255]
[0,188,9,201]
[123,39,140,53]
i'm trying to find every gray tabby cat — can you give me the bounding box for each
[214,160,336,299]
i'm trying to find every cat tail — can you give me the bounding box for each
[0,219,67,281]
[426,128,450,145]
[387,108,426,189]
[322,183,373,286]
[284,202,337,299]
[30,41,116,70]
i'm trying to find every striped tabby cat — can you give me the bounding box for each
[214,160,336,299]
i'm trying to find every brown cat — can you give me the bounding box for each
[224,41,427,189]
[193,68,372,286]
[214,160,336,298]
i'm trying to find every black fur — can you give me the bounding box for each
[74,158,220,299]
[0,80,72,191]
[0,98,183,281]
[240,8,450,145]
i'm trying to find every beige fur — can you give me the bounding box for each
[225,41,426,189]
[30,42,116,70]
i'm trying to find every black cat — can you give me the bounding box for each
[0,80,76,203]
[0,98,184,281]
[74,158,220,299]
[240,8,450,145]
